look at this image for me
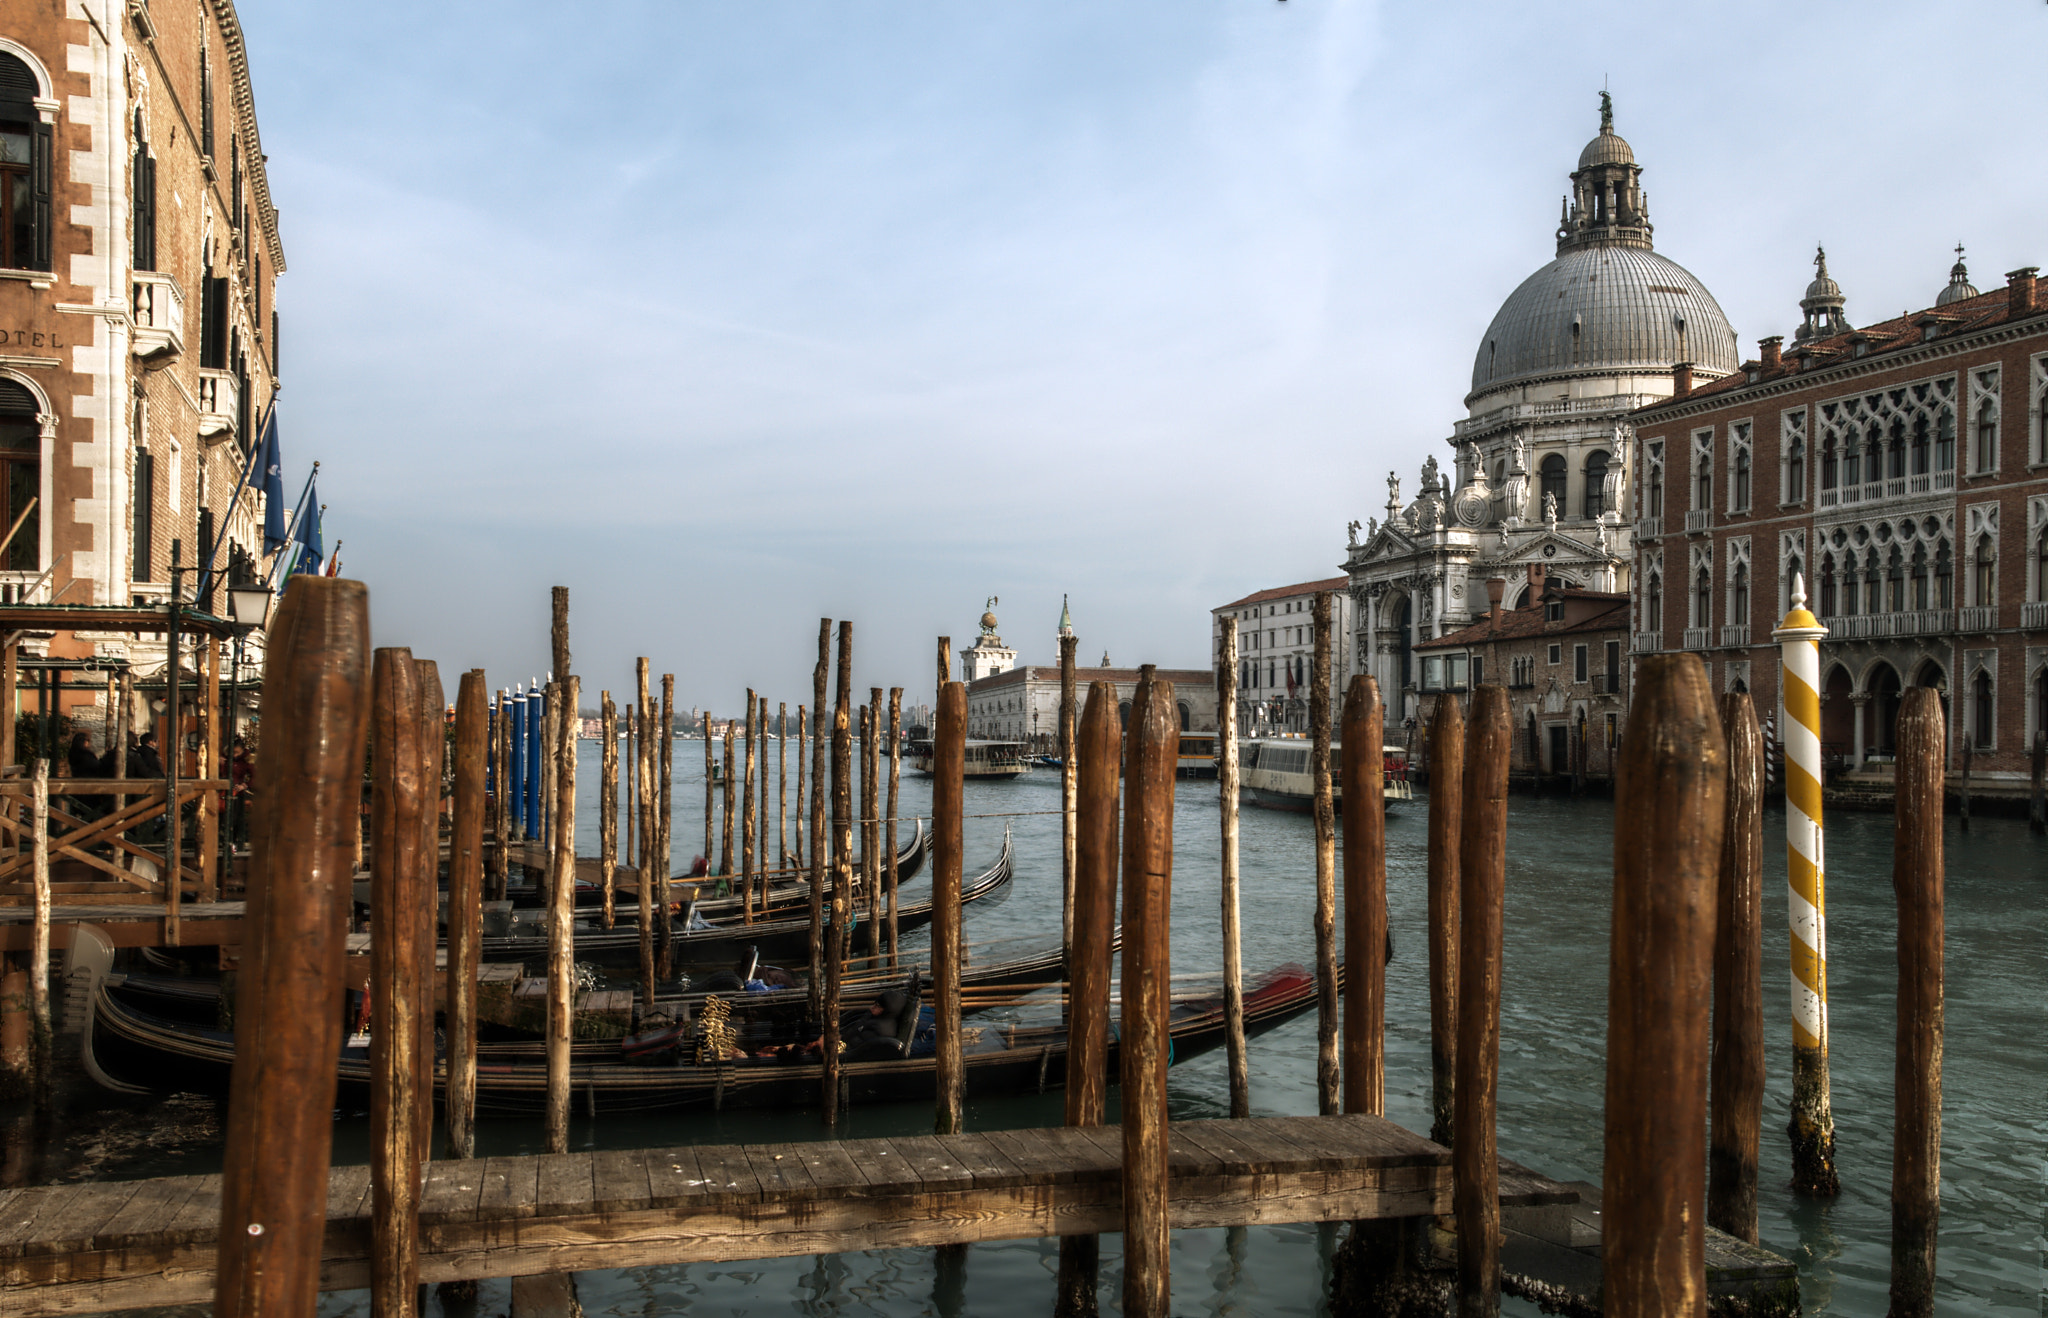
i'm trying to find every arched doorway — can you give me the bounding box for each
[1820,664,1854,766]
[1867,662,1902,757]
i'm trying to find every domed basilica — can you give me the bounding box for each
[1341,96,1739,725]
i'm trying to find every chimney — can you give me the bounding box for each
[1487,576,1506,629]
[1759,336,1782,370]
[2007,267,2039,317]
[1672,361,1694,396]
[1526,563,1545,601]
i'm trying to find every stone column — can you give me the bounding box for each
[1851,695,1869,766]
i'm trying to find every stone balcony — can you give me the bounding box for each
[1815,470,1956,510]
[1682,627,1712,650]
[1632,631,1661,653]
[1719,624,1751,648]
[2024,601,2048,631]
[1825,609,1951,640]
[1957,605,1997,633]
[131,272,184,360]
[198,369,238,442]
[1684,509,1711,535]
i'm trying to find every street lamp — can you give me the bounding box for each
[223,583,273,882]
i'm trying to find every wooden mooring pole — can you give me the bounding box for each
[760,694,773,920]
[1055,679,1121,1317]
[1454,683,1509,1318]
[886,687,903,966]
[1709,692,1765,1244]
[658,674,674,976]
[1604,653,1724,1318]
[1121,668,1176,1318]
[809,623,829,1030]
[446,670,489,1161]
[415,662,445,1164]
[2030,727,2046,834]
[1427,693,1464,1148]
[27,760,49,1106]
[1958,738,1972,832]
[599,691,616,930]
[1310,593,1338,1116]
[825,623,855,1126]
[213,578,371,1317]
[932,678,966,1136]
[369,648,427,1318]
[546,674,579,1154]
[636,701,655,1010]
[1341,674,1386,1115]
[779,700,790,867]
[743,690,758,923]
[866,688,883,960]
[1059,631,1078,959]
[700,699,713,870]
[1216,618,1249,1119]
[1890,686,1945,1318]
[794,703,807,868]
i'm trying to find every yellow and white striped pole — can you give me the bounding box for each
[1773,573,1839,1196]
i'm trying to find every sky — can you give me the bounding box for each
[237,0,2048,717]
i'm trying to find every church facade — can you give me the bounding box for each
[1340,98,1738,731]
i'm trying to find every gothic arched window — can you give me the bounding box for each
[1974,536,1995,607]
[1787,433,1806,502]
[1693,566,1711,629]
[1732,447,1751,512]
[1731,561,1749,623]
[1540,454,1566,512]
[1936,408,1956,472]
[1583,449,1610,519]
[1972,669,1993,749]
[1818,557,1836,616]
[1646,573,1662,631]
[1974,400,1998,473]
[1910,547,1929,611]
[1935,541,1953,609]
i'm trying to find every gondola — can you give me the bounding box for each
[476,829,1011,971]
[107,929,1109,1034]
[350,819,931,915]
[90,960,1327,1114]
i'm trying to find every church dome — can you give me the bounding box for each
[1470,244,1739,397]
[1936,246,1978,307]
[1578,129,1635,169]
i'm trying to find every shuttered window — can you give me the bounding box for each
[132,450,155,582]
[132,111,156,270]
[1,54,52,272]
[201,276,229,369]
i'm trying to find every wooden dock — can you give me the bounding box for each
[5,1114,1453,1314]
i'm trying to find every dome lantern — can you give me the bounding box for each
[1557,92,1652,255]
[1795,245,1851,342]
[1936,243,1979,307]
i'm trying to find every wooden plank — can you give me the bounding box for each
[533,1151,595,1217]
[983,1125,1116,1187]
[639,1145,710,1209]
[20,1179,143,1257]
[325,1165,373,1223]
[875,1135,978,1196]
[420,1159,488,1225]
[777,1138,869,1197]
[683,1144,762,1208]
[742,1144,820,1201]
[587,1148,652,1215]
[93,1174,203,1251]
[943,1133,1033,1191]
[0,1187,66,1254]
[160,1174,224,1246]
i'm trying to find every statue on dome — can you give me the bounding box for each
[1347,520,1361,547]
[1385,472,1401,520]
[1599,89,1613,135]
[1510,432,1527,473]
[1421,455,1441,494]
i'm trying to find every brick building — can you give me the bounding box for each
[1414,567,1631,781]
[1,1,284,735]
[1210,577,1354,736]
[1629,254,2048,794]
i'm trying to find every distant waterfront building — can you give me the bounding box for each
[1629,255,2048,795]
[1414,565,1631,779]
[1209,577,1352,735]
[962,600,1215,746]
[1341,95,1737,733]
[1,3,286,735]
[958,598,1016,682]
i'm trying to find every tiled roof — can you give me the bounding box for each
[1214,577,1350,612]
[1637,282,2043,414]
[1416,596,1630,651]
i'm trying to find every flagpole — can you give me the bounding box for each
[197,398,275,600]
[266,464,320,594]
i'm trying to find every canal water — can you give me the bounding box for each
[15,739,2044,1316]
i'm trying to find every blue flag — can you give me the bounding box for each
[257,408,288,555]
[291,483,323,577]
